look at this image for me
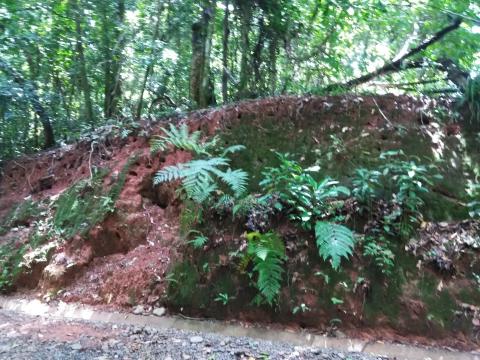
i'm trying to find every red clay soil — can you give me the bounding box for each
[0,95,475,350]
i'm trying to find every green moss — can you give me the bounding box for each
[458,287,480,306]
[219,117,319,191]
[53,157,135,239]
[418,275,457,329]
[0,199,39,231]
[53,169,110,238]
[167,261,208,308]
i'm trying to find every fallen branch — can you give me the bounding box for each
[325,18,463,91]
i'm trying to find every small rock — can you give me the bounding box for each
[190,336,203,344]
[182,354,191,360]
[153,307,166,317]
[132,305,144,315]
[334,330,346,338]
[71,343,82,351]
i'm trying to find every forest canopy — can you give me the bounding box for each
[0,0,479,159]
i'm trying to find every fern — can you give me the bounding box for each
[315,222,356,270]
[246,231,285,306]
[187,232,208,249]
[150,123,205,154]
[153,158,248,203]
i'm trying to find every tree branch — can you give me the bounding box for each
[325,18,463,90]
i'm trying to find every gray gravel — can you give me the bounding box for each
[0,308,388,360]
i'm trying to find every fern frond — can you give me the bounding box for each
[315,221,355,270]
[217,169,249,197]
[188,234,208,249]
[153,164,185,184]
[150,123,207,155]
[247,231,285,306]
[221,145,246,157]
[187,178,218,203]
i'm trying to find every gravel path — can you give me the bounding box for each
[0,308,389,360]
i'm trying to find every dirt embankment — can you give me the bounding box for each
[1,95,479,350]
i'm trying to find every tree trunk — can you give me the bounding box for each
[0,58,55,148]
[135,1,167,120]
[252,16,266,95]
[190,0,216,108]
[235,0,252,99]
[268,35,278,94]
[101,0,125,119]
[222,0,230,103]
[70,0,95,128]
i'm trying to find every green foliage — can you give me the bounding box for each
[151,124,248,204]
[352,168,381,207]
[353,150,441,238]
[460,76,480,124]
[154,158,248,203]
[53,169,109,238]
[315,222,356,271]
[260,153,356,271]
[150,123,206,155]
[53,158,133,238]
[363,237,395,276]
[214,292,235,306]
[260,153,350,228]
[0,243,26,292]
[166,261,201,307]
[186,230,208,249]
[1,0,479,160]
[246,231,286,306]
[0,199,39,232]
[179,200,203,238]
[467,183,480,219]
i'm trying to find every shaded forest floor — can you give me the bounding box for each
[1,95,480,351]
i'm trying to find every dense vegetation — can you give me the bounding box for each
[0,0,479,159]
[0,0,480,344]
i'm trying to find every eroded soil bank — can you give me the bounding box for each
[1,95,479,351]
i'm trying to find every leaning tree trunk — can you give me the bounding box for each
[190,0,216,108]
[0,58,55,148]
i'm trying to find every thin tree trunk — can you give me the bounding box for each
[268,35,278,94]
[70,0,95,128]
[252,16,266,94]
[222,0,230,103]
[101,0,125,119]
[135,1,167,120]
[0,58,55,148]
[236,0,252,99]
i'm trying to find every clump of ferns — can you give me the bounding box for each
[150,123,249,206]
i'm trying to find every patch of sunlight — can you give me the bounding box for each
[162,48,178,62]
[19,299,49,317]
[125,10,140,25]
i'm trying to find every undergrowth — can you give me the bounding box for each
[0,157,135,292]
